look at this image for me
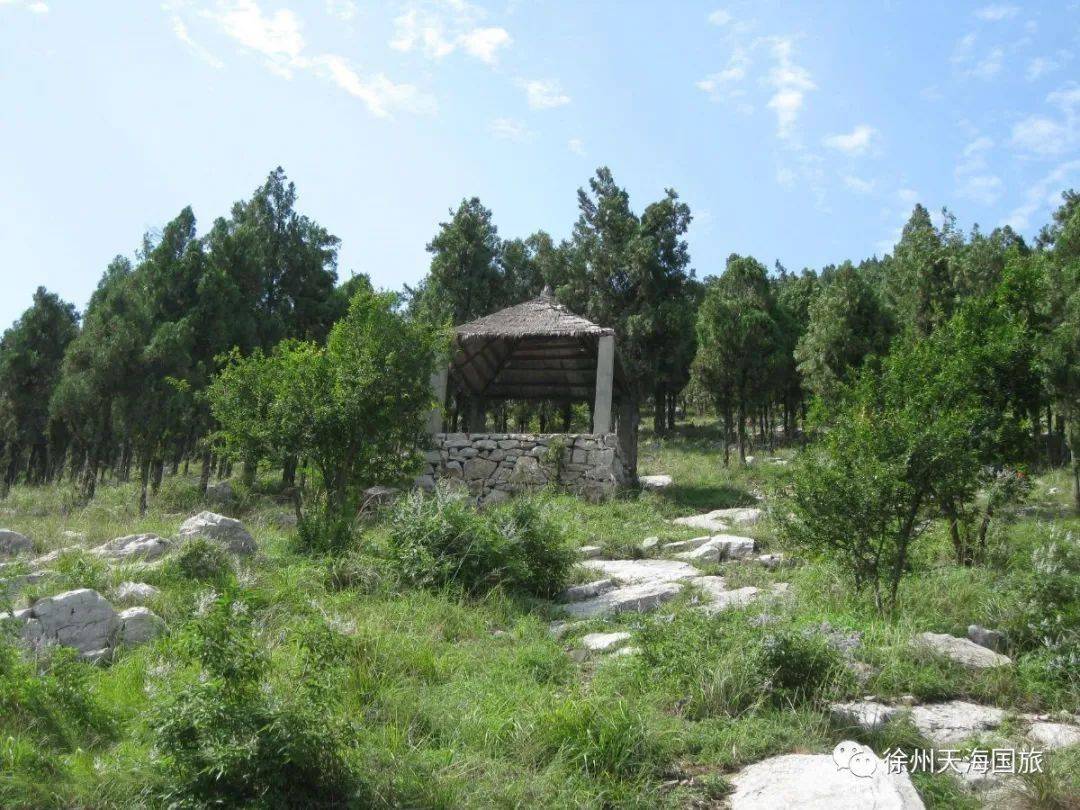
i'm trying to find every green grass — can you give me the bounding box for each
[0,420,1077,807]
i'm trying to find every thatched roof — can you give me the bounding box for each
[448,288,621,403]
[455,287,613,340]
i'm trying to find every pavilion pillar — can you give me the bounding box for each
[427,363,448,434]
[592,334,614,434]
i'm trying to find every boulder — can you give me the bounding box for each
[674,534,755,563]
[178,511,256,555]
[205,480,234,504]
[93,533,172,562]
[710,507,764,526]
[582,558,701,584]
[562,580,682,619]
[729,747,924,809]
[640,536,659,552]
[0,529,32,558]
[831,700,903,731]
[671,511,728,532]
[15,588,119,654]
[558,579,615,603]
[909,701,1006,744]
[639,474,673,491]
[912,632,1012,669]
[966,624,1007,652]
[662,535,713,553]
[692,577,762,614]
[579,631,631,653]
[113,581,161,603]
[114,606,165,647]
[1028,721,1080,751]
[579,545,603,559]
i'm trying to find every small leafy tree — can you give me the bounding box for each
[211,289,445,547]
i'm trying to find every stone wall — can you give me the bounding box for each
[418,432,626,504]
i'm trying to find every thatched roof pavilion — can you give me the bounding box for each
[426,287,637,479]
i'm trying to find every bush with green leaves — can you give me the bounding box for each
[148,593,360,807]
[386,485,575,597]
[1010,528,1079,687]
[759,629,845,705]
[172,537,234,585]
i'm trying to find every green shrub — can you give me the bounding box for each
[759,628,844,704]
[148,593,361,807]
[1010,528,1079,687]
[386,485,574,597]
[50,549,110,594]
[295,507,355,556]
[173,537,234,585]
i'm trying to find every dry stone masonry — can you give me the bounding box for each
[419,432,627,502]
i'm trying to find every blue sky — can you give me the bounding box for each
[2,1,1079,329]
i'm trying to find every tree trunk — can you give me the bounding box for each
[150,456,164,496]
[199,448,212,495]
[242,457,256,489]
[282,455,297,488]
[653,383,666,435]
[737,400,747,463]
[138,456,151,516]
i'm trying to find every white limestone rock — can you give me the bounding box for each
[579,545,603,559]
[831,700,903,731]
[674,534,755,563]
[177,511,256,555]
[912,632,1012,669]
[0,529,32,558]
[562,580,682,619]
[640,536,659,552]
[580,631,631,652]
[639,474,673,491]
[671,511,728,533]
[729,748,924,809]
[93,533,172,562]
[582,558,701,584]
[114,606,165,647]
[1028,721,1080,751]
[692,577,761,614]
[18,588,119,654]
[909,701,1006,744]
[662,535,713,553]
[558,579,615,603]
[113,581,161,603]
[710,507,764,526]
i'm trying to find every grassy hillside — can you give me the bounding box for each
[1,420,1077,808]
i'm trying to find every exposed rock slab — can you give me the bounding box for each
[582,558,701,584]
[580,631,631,652]
[831,700,903,731]
[691,577,762,614]
[912,632,1012,669]
[674,534,755,563]
[639,474,673,491]
[561,580,682,619]
[579,545,602,559]
[93,533,172,562]
[178,511,256,555]
[671,511,728,532]
[559,579,615,603]
[1028,721,1080,750]
[0,529,32,558]
[967,624,1007,652]
[909,701,1006,744]
[662,535,712,553]
[729,748,924,809]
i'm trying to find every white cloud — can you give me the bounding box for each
[775,166,796,188]
[957,174,1004,205]
[696,47,749,103]
[390,1,511,65]
[210,0,305,64]
[311,54,436,117]
[1011,115,1068,155]
[951,31,1005,79]
[707,8,731,26]
[823,124,877,155]
[0,0,49,11]
[897,188,919,205]
[174,1,432,119]
[1004,160,1080,230]
[974,3,1019,21]
[971,47,1003,79]
[763,36,815,139]
[1027,50,1073,81]
[326,0,356,22]
[843,175,875,194]
[519,78,570,109]
[567,137,585,155]
[489,117,530,141]
[170,14,225,68]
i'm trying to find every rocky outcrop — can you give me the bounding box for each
[178,511,256,555]
[93,533,172,562]
[113,581,161,603]
[639,474,673,491]
[909,701,1006,744]
[581,558,700,583]
[728,745,924,809]
[911,632,1012,669]
[561,579,682,618]
[114,606,165,646]
[0,529,32,558]
[673,534,755,563]
[672,507,763,533]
